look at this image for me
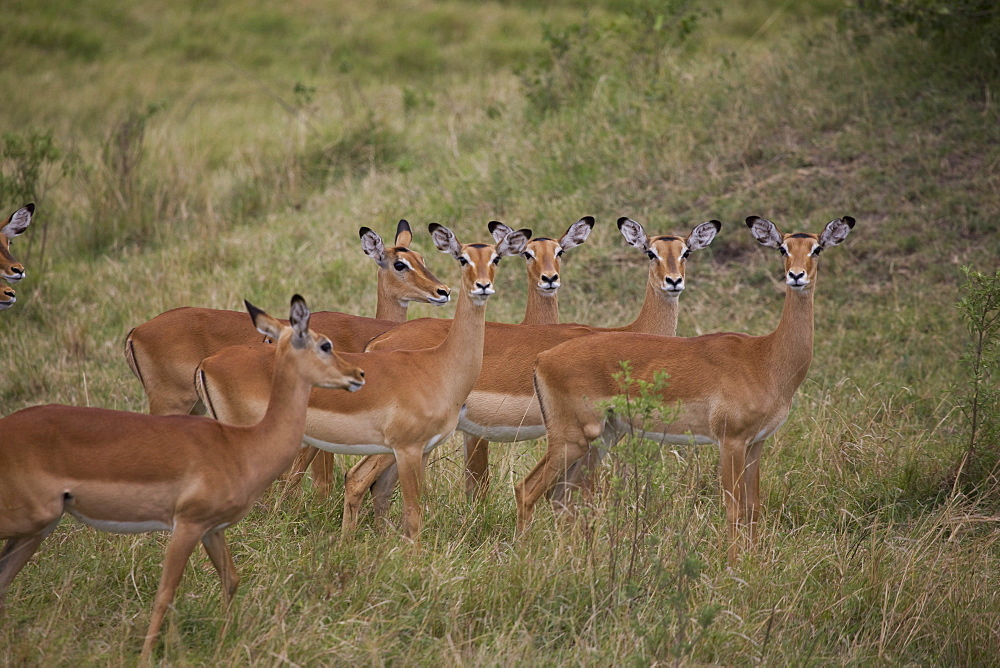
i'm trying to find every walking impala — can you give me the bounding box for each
[124,219,449,416]
[348,217,721,525]
[0,296,365,662]
[517,215,855,563]
[313,216,595,508]
[195,223,530,540]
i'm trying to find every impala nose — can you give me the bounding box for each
[664,276,683,292]
[787,271,807,286]
[437,288,450,298]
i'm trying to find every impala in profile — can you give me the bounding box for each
[516,215,855,563]
[0,296,365,661]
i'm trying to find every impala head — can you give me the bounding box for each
[0,285,15,310]
[360,219,451,306]
[490,216,594,297]
[1,203,34,283]
[245,295,366,392]
[746,215,855,291]
[429,222,531,306]
[618,216,721,298]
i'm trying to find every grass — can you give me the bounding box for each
[2,0,999,664]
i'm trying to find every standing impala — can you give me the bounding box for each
[517,215,855,563]
[0,295,365,662]
[348,217,721,525]
[124,219,449,416]
[195,224,530,540]
[318,216,595,509]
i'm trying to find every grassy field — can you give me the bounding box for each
[1,0,999,664]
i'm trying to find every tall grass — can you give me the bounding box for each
[1,0,999,663]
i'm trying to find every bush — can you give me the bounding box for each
[853,0,1000,80]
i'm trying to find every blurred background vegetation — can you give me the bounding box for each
[1,0,998,663]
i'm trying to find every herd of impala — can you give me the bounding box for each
[0,203,855,660]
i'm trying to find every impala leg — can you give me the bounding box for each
[311,452,336,499]
[0,520,60,607]
[463,434,490,501]
[342,455,395,535]
[719,438,748,565]
[515,438,588,533]
[393,446,426,543]
[201,530,239,604]
[742,439,765,545]
[548,444,603,510]
[284,446,320,490]
[370,461,399,526]
[141,523,203,662]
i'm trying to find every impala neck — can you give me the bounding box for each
[437,286,486,393]
[375,277,408,321]
[521,288,558,326]
[764,285,815,397]
[621,282,679,336]
[249,344,314,483]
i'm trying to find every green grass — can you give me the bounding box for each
[2,0,999,664]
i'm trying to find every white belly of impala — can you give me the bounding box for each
[67,509,171,534]
[302,432,453,456]
[633,430,718,446]
[458,392,544,442]
[457,417,546,442]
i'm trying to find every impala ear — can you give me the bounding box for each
[359,227,387,267]
[745,216,783,249]
[394,219,413,247]
[288,294,312,348]
[687,220,722,251]
[617,217,648,250]
[558,216,595,251]
[488,220,515,244]
[246,299,284,342]
[429,223,463,258]
[497,228,532,256]
[817,216,855,248]
[1,203,34,239]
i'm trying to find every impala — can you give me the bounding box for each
[499,216,594,326]
[124,219,448,416]
[0,296,365,662]
[1,203,33,285]
[312,216,595,508]
[348,217,721,524]
[0,286,15,311]
[517,215,855,563]
[195,224,530,540]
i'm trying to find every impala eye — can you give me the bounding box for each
[393,261,407,271]
[681,249,690,260]
[523,251,534,260]
[492,256,502,265]
[779,246,788,256]
[645,250,656,260]
[320,341,332,353]
[459,257,469,266]
[812,246,823,256]
[556,249,564,257]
